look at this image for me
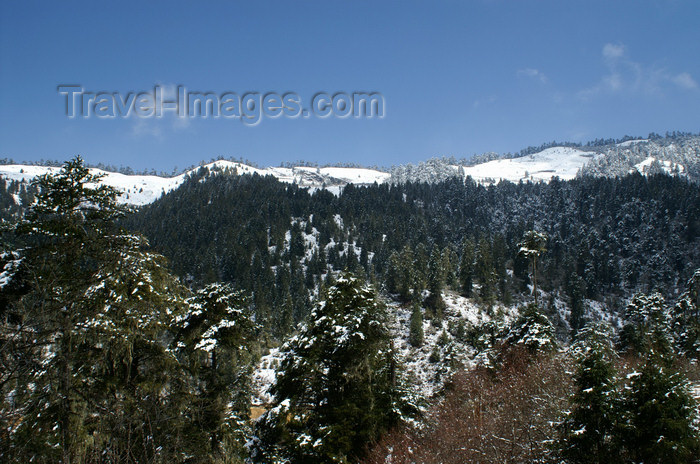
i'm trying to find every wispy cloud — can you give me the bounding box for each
[602,43,625,60]
[130,83,191,138]
[472,95,497,109]
[579,43,698,99]
[517,68,548,83]
[673,72,698,90]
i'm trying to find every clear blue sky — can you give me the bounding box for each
[1,0,699,171]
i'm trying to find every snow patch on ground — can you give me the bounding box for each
[252,348,282,406]
[631,156,685,176]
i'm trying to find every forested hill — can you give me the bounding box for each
[124,168,700,337]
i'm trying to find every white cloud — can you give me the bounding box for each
[472,95,497,109]
[131,118,163,138]
[517,68,548,83]
[673,72,698,90]
[602,43,625,60]
[579,43,697,99]
[130,83,192,137]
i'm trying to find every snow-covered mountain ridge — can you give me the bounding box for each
[0,161,391,206]
[3,135,697,206]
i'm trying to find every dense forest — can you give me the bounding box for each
[124,166,700,338]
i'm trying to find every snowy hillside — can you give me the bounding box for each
[459,147,600,184]
[0,161,390,206]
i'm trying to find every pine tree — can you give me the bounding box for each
[620,292,673,357]
[252,273,404,463]
[425,246,446,319]
[174,283,257,461]
[559,322,620,464]
[459,238,475,297]
[409,301,424,347]
[566,272,587,337]
[475,237,496,306]
[0,157,192,462]
[504,303,557,353]
[518,230,547,306]
[672,268,700,360]
[623,353,699,463]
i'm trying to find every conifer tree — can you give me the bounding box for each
[672,268,700,360]
[0,157,191,463]
[559,322,620,464]
[425,246,446,319]
[409,301,424,347]
[620,292,673,357]
[475,237,496,305]
[622,352,699,463]
[518,230,547,306]
[459,238,475,297]
[174,283,257,461]
[504,303,557,353]
[252,273,405,463]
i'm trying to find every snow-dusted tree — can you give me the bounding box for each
[672,268,700,360]
[620,292,673,357]
[173,283,257,461]
[252,273,406,463]
[409,300,424,347]
[503,303,557,353]
[458,238,475,297]
[622,353,699,463]
[558,322,621,464]
[0,158,191,463]
[518,230,547,306]
[425,246,446,319]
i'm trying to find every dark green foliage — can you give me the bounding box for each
[174,283,257,461]
[623,355,699,463]
[409,301,424,347]
[0,158,256,464]
[566,272,587,337]
[518,230,547,305]
[475,237,497,306]
[118,169,700,341]
[620,293,673,357]
[0,158,191,462]
[459,238,475,297]
[559,322,621,464]
[672,268,700,360]
[252,273,404,463]
[504,303,557,353]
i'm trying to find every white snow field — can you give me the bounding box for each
[459,147,600,184]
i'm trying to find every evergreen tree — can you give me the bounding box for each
[174,283,257,461]
[459,238,475,297]
[0,158,192,463]
[622,353,699,463]
[672,268,700,360]
[559,322,621,464]
[475,237,496,306]
[504,303,557,353]
[620,293,673,357]
[518,230,547,306]
[566,272,587,337]
[424,246,446,319]
[409,301,424,347]
[252,273,404,463]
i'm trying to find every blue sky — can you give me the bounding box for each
[1,0,699,171]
